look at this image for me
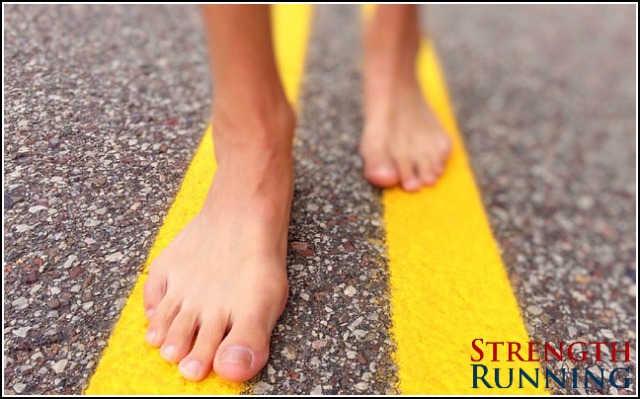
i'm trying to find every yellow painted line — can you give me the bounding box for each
[362,5,547,395]
[85,4,311,394]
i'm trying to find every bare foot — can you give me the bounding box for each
[143,104,295,382]
[359,80,451,192]
[359,5,451,192]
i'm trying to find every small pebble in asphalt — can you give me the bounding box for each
[48,299,61,310]
[25,272,39,284]
[344,286,357,297]
[62,255,77,269]
[93,177,108,187]
[51,359,68,374]
[253,381,274,394]
[13,383,27,394]
[105,252,124,262]
[281,345,297,361]
[12,326,31,338]
[12,297,29,310]
[526,305,543,316]
[355,382,369,392]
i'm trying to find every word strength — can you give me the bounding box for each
[470,338,631,390]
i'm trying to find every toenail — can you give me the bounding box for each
[161,345,176,361]
[180,359,202,379]
[424,174,436,184]
[218,346,253,369]
[145,308,154,318]
[145,330,157,345]
[404,178,421,191]
[374,164,394,176]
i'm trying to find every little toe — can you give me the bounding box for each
[160,308,199,363]
[436,134,452,164]
[179,317,226,381]
[146,295,180,348]
[419,165,437,186]
[213,313,272,382]
[418,151,441,186]
[143,269,166,318]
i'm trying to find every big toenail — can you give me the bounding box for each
[161,345,176,361]
[180,359,201,379]
[375,164,393,176]
[219,346,253,369]
[145,330,157,344]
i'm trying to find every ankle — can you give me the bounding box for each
[365,48,418,91]
[211,94,295,156]
[364,59,419,125]
[364,21,420,90]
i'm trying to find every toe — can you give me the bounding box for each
[436,133,452,166]
[178,316,226,381]
[146,295,180,348]
[364,160,399,188]
[160,307,199,363]
[213,312,273,382]
[396,158,421,192]
[143,269,166,318]
[362,148,400,188]
[418,150,440,186]
[419,165,437,186]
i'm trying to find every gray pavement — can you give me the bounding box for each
[4,4,637,395]
[4,5,211,394]
[429,4,636,395]
[264,5,395,394]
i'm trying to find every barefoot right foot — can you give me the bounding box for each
[143,102,295,382]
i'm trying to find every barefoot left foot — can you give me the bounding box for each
[360,5,452,192]
[360,79,451,192]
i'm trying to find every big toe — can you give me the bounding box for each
[213,313,273,382]
[363,155,399,188]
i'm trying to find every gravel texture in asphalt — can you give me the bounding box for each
[4,4,396,395]
[4,5,211,394]
[259,5,396,395]
[429,4,636,395]
[4,3,636,395]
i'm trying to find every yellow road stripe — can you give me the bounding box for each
[85,5,311,394]
[362,5,547,395]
